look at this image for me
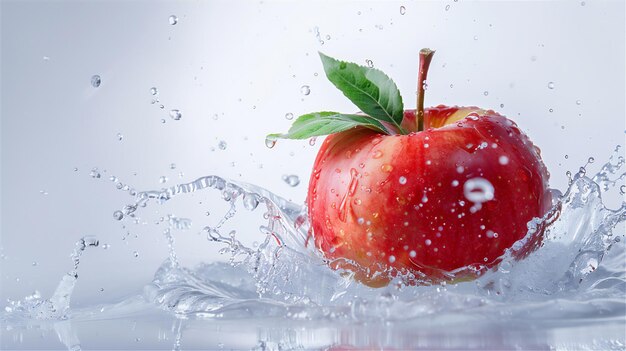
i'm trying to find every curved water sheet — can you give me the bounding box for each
[140,147,626,326]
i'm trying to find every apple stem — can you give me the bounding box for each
[416,48,435,132]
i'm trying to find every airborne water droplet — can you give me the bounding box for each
[547,81,555,89]
[265,137,277,149]
[218,140,227,150]
[150,87,158,95]
[169,109,182,120]
[168,15,178,25]
[159,176,168,184]
[300,85,311,95]
[285,112,294,120]
[282,174,301,187]
[91,75,101,88]
[113,210,124,221]
[399,5,406,15]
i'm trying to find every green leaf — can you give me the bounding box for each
[319,52,405,133]
[267,112,390,140]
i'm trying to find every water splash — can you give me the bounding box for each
[4,148,625,326]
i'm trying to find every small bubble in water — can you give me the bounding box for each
[133,251,139,258]
[425,239,432,246]
[102,244,110,249]
[73,167,78,172]
[113,210,124,220]
[160,119,166,123]
[620,185,625,195]
[168,15,178,25]
[547,81,555,89]
[285,112,294,120]
[43,56,50,61]
[282,174,300,187]
[117,133,123,141]
[218,140,227,150]
[388,255,396,263]
[576,100,582,105]
[169,109,182,120]
[100,288,104,292]
[150,87,158,95]
[499,155,509,165]
[169,163,176,169]
[91,75,101,88]
[178,172,184,178]
[474,35,479,41]
[399,176,407,185]
[32,261,37,266]
[399,5,406,15]
[159,176,168,183]
[300,85,311,95]
[39,190,48,195]
[483,90,488,96]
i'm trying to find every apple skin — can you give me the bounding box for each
[307,106,551,287]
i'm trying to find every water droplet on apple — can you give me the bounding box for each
[357,217,365,225]
[463,178,495,204]
[547,81,555,89]
[372,150,383,159]
[399,5,406,15]
[300,85,311,95]
[499,155,509,165]
[218,140,227,150]
[381,164,393,173]
[285,112,294,120]
[169,109,182,120]
[282,174,300,187]
[91,75,101,88]
[398,176,407,185]
[168,15,178,25]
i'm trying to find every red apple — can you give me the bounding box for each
[269,49,551,287]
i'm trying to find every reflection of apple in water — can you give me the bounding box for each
[269,49,551,287]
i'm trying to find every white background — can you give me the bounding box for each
[1,1,624,307]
